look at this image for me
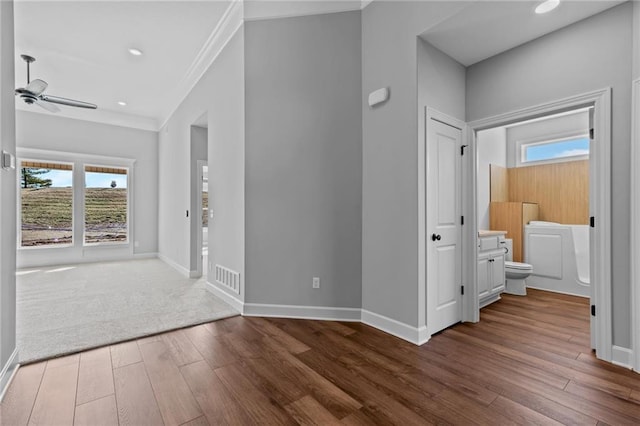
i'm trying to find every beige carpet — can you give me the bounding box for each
[17,258,238,363]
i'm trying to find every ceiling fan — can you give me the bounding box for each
[15,54,97,112]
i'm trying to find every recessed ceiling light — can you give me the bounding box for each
[128,48,143,56]
[118,101,127,106]
[535,0,560,14]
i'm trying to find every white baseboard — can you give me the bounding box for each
[158,254,191,278]
[361,309,430,346]
[0,349,19,403]
[205,281,244,313]
[243,303,361,322]
[133,252,158,260]
[189,270,202,279]
[612,345,634,369]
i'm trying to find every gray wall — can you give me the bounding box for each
[244,11,362,308]
[466,3,633,347]
[477,127,506,230]
[362,1,468,326]
[158,29,245,299]
[634,1,640,80]
[189,125,207,272]
[0,0,17,381]
[16,111,159,267]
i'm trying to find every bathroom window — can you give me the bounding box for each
[521,135,589,165]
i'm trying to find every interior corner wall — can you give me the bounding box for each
[466,3,633,348]
[15,111,159,267]
[361,1,468,327]
[158,28,245,299]
[189,126,207,272]
[0,0,17,382]
[477,128,506,230]
[243,11,362,308]
[634,1,640,80]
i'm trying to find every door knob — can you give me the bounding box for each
[431,234,441,241]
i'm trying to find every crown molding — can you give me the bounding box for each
[158,0,244,130]
[16,103,159,132]
[243,0,363,22]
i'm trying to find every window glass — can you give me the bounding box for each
[84,166,128,244]
[522,137,589,163]
[20,161,73,247]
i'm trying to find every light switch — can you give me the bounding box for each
[1,151,15,170]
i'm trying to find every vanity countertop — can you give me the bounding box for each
[478,230,508,237]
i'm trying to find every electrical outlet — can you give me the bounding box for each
[313,277,320,289]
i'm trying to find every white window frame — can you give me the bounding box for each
[516,131,590,167]
[83,164,131,247]
[16,148,135,256]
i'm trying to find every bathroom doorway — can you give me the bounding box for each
[467,89,612,360]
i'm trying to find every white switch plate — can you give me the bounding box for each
[1,151,15,170]
[312,277,320,289]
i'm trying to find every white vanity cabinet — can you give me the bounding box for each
[478,232,506,308]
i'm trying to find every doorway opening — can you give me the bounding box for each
[190,113,208,278]
[465,89,612,361]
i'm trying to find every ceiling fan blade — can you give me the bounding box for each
[35,100,60,113]
[40,94,97,109]
[25,79,48,96]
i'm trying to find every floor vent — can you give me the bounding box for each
[215,265,240,295]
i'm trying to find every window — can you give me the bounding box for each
[84,166,128,244]
[521,136,589,164]
[20,161,73,247]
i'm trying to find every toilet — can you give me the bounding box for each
[504,238,533,296]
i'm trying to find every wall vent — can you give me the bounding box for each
[215,265,240,295]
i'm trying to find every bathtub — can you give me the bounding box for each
[524,221,590,297]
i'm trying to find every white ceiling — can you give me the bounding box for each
[421,0,626,67]
[13,0,628,131]
[14,1,232,130]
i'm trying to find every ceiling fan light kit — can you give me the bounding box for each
[14,54,98,112]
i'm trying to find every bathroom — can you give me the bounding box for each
[477,107,591,306]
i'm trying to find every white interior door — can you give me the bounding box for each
[427,116,463,335]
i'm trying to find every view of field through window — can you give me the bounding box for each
[20,161,128,247]
[85,166,128,244]
[20,162,73,247]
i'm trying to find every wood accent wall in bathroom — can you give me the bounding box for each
[507,160,589,225]
[489,164,509,202]
[490,202,539,262]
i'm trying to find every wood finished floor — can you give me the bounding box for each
[2,288,640,425]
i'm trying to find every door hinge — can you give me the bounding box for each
[589,128,595,140]
[460,145,468,156]
[461,216,464,226]
[591,305,596,316]
[461,285,464,295]
[590,216,595,228]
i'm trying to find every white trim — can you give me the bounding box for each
[0,349,19,403]
[632,78,640,372]
[467,88,612,362]
[158,253,191,278]
[611,345,634,370]
[133,252,158,260]
[361,310,430,346]
[244,303,361,322]
[205,280,244,313]
[158,0,244,130]
[243,4,363,22]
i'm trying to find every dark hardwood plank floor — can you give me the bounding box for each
[2,289,640,425]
